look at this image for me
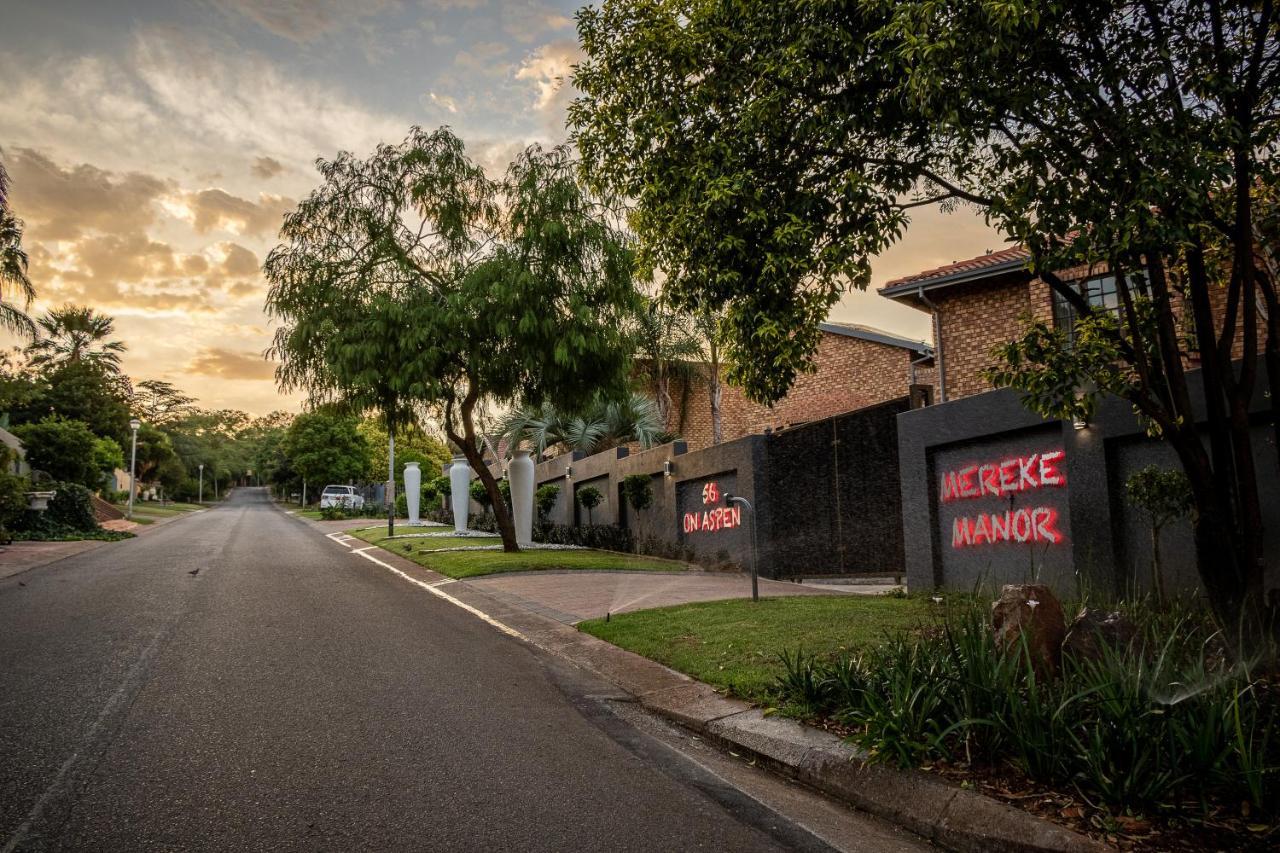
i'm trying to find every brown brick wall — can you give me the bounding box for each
[666,332,935,449]
[934,263,1270,400]
[933,276,1034,400]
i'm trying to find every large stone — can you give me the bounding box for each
[1061,607,1137,662]
[991,583,1067,676]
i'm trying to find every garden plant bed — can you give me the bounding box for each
[348,527,695,579]
[581,593,1278,852]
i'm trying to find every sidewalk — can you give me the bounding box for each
[321,525,1105,853]
[467,570,894,624]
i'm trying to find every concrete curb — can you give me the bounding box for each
[316,519,1109,853]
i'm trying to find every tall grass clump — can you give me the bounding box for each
[775,597,1278,816]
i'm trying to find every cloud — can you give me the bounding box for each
[183,188,294,236]
[5,147,169,241]
[219,243,261,277]
[515,40,581,114]
[501,2,575,45]
[210,0,401,43]
[427,91,459,114]
[251,156,285,180]
[187,347,277,380]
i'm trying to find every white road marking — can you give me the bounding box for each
[350,548,526,642]
[325,532,353,549]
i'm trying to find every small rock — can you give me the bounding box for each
[1062,607,1137,661]
[991,583,1067,676]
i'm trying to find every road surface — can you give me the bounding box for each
[0,488,925,852]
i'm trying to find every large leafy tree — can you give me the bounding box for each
[26,305,127,372]
[266,127,639,551]
[0,154,35,338]
[15,360,133,445]
[133,380,195,426]
[281,410,372,492]
[573,0,1280,648]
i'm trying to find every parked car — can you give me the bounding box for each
[319,485,364,509]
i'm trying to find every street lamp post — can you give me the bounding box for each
[198,464,204,504]
[724,493,759,602]
[127,418,141,519]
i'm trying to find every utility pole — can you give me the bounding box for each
[388,426,396,537]
[198,463,204,504]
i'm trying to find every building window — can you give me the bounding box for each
[1051,274,1121,342]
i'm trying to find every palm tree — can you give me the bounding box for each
[25,305,127,372]
[497,392,667,460]
[0,156,36,338]
[631,298,701,430]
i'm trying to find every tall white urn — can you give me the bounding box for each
[508,450,535,547]
[449,455,472,533]
[404,461,421,525]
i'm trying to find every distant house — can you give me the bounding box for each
[0,426,29,477]
[666,321,935,449]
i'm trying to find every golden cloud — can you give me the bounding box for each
[250,156,285,180]
[6,147,169,241]
[185,188,294,236]
[187,347,276,380]
[220,243,261,277]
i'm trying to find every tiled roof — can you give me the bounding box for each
[879,246,1031,294]
[818,321,933,355]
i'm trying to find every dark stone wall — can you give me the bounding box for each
[761,398,909,576]
[897,360,1279,597]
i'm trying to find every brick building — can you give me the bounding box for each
[666,321,934,449]
[877,246,1262,402]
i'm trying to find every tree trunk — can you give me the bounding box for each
[708,335,723,445]
[1150,522,1165,606]
[448,390,519,553]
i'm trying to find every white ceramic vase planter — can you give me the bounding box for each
[403,461,421,526]
[449,455,472,533]
[508,449,535,547]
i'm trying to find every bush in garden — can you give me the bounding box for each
[14,482,103,538]
[534,484,559,521]
[576,486,602,523]
[622,473,653,511]
[1125,465,1194,604]
[772,597,1279,816]
[534,522,632,552]
[12,417,100,488]
[0,447,28,539]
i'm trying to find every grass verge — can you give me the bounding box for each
[349,527,693,579]
[578,594,939,704]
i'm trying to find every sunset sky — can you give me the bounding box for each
[1,0,1001,415]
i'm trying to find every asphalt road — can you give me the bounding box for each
[0,488,921,852]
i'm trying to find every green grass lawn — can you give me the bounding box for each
[579,594,944,704]
[113,502,205,523]
[349,527,694,579]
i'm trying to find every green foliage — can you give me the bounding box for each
[772,600,1278,815]
[469,478,492,509]
[132,379,195,425]
[622,474,653,511]
[497,392,666,458]
[13,416,100,487]
[16,481,100,538]
[534,484,559,520]
[534,522,633,553]
[575,485,603,523]
[430,474,450,498]
[1127,465,1195,529]
[0,446,27,535]
[0,158,36,338]
[264,127,641,548]
[92,436,124,476]
[282,410,372,488]
[25,305,126,373]
[14,360,132,444]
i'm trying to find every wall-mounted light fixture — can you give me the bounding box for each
[663,460,673,477]
[564,465,573,480]
[1072,416,1088,431]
